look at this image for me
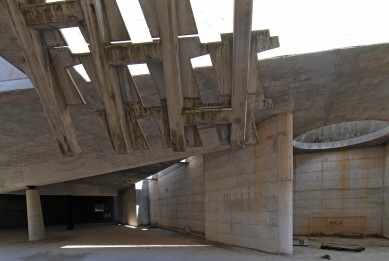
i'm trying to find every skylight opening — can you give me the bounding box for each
[190,54,213,69]
[60,27,90,54]
[127,64,150,76]
[46,0,64,3]
[116,0,153,44]
[190,0,233,43]
[73,64,91,82]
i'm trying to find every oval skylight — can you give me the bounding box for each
[293,120,389,150]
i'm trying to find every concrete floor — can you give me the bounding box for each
[0,223,389,261]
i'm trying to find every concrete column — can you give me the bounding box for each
[26,188,45,241]
[384,143,389,238]
[119,185,138,226]
[277,113,293,254]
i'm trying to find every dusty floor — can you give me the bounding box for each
[0,223,388,261]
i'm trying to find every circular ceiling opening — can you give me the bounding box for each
[293,120,389,150]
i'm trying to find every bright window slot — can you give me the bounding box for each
[128,64,150,76]
[190,54,213,69]
[73,64,91,82]
[135,180,143,190]
[60,27,90,54]
[116,0,153,44]
[46,0,64,3]
[190,0,233,43]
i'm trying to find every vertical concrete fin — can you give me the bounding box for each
[156,0,186,152]
[230,0,253,148]
[277,113,293,254]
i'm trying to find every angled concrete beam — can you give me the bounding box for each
[2,0,81,156]
[79,0,132,154]
[20,0,83,29]
[105,42,162,64]
[156,0,186,152]
[48,48,85,105]
[102,0,130,42]
[230,0,253,148]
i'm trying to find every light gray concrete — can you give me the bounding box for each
[384,143,389,238]
[118,185,137,227]
[294,146,386,236]
[294,121,389,151]
[149,156,205,237]
[26,188,45,241]
[1,223,389,261]
[204,113,293,254]
[136,179,150,226]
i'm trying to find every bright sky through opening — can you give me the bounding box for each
[60,27,90,54]
[191,55,213,69]
[73,64,91,82]
[128,64,150,76]
[116,0,153,44]
[190,0,389,59]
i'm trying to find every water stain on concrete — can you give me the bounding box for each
[20,251,89,261]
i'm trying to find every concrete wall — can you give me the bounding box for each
[0,57,33,92]
[384,143,389,238]
[118,185,137,226]
[294,146,386,236]
[204,113,293,254]
[149,156,205,237]
[137,180,150,226]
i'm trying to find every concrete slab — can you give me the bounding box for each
[1,223,389,261]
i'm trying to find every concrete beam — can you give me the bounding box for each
[80,0,133,154]
[20,0,83,29]
[156,0,186,152]
[2,0,81,156]
[105,42,162,64]
[230,0,253,148]
[9,183,118,196]
[0,137,229,193]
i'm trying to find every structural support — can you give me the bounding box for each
[118,185,138,226]
[79,0,132,154]
[26,187,45,241]
[203,113,293,254]
[276,113,293,254]
[230,0,253,148]
[2,0,81,156]
[156,0,186,152]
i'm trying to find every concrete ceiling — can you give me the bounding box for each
[2,43,389,171]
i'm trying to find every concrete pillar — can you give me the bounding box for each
[277,113,293,254]
[119,185,138,226]
[26,188,45,241]
[384,143,389,238]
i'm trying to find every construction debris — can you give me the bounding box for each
[320,254,332,260]
[320,242,365,252]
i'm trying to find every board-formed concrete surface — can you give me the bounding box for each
[293,146,387,235]
[0,223,389,261]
